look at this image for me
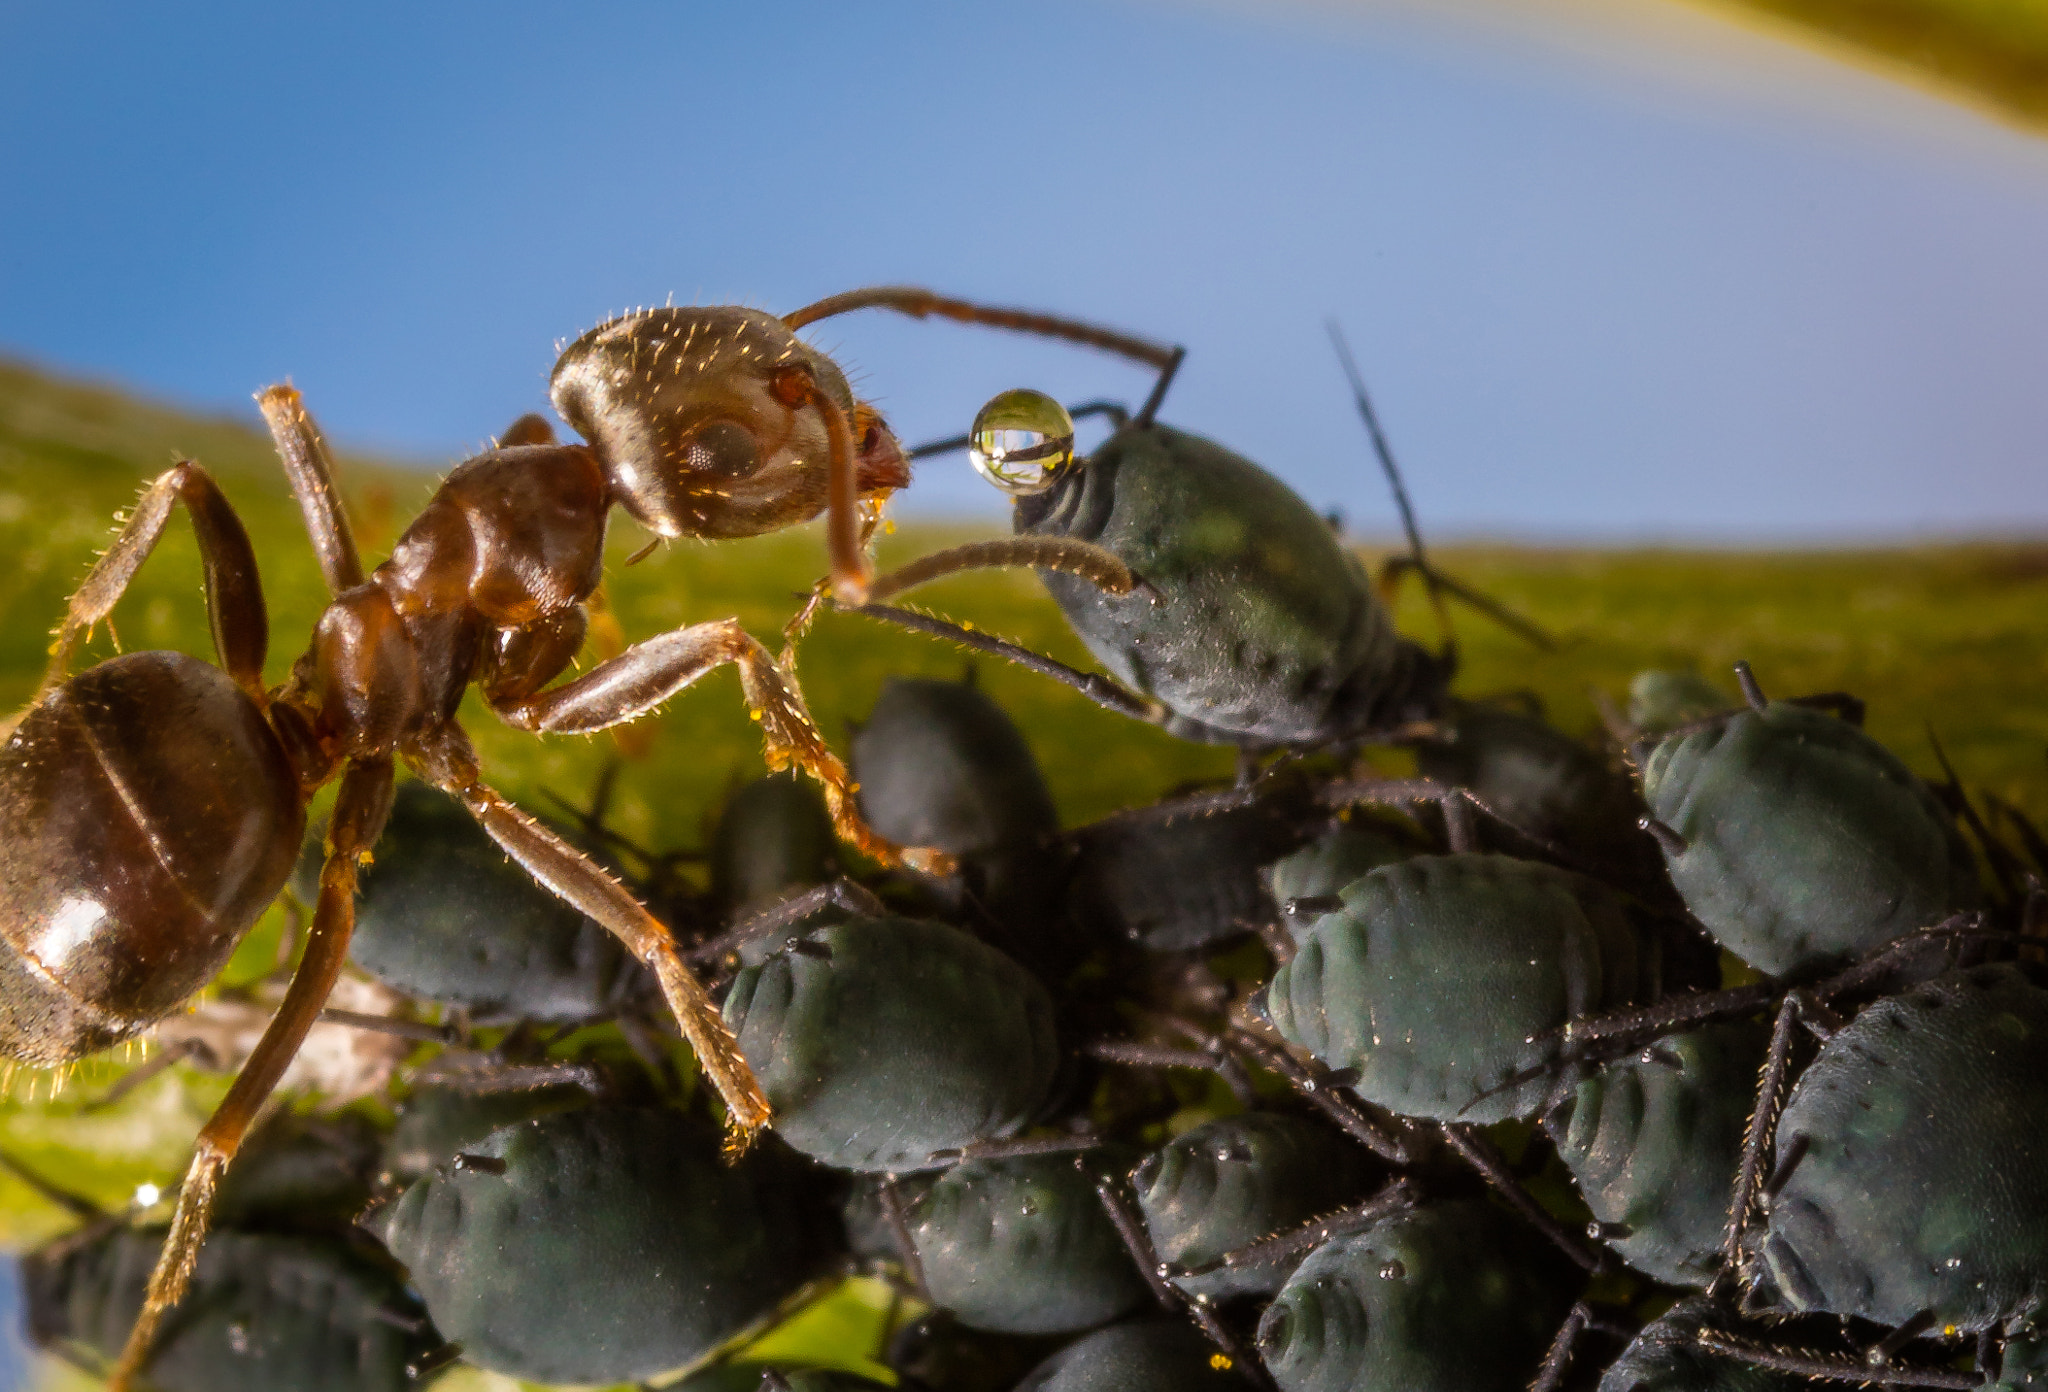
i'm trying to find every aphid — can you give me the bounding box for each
[1546,1021,1770,1287]
[712,772,837,921]
[1065,781,1318,953]
[341,780,647,1021]
[963,387,1447,745]
[896,1150,1152,1335]
[1625,669,1733,739]
[1414,704,1666,893]
[849,675,1070,971]
[1134,1111,1374,1301]
[1595,1295,1810,1392]
[1264,853,1658,1122]
[375,1105,830,1384]
[1014,1319,1254,1391]
[722,915,1061,1171]
[1257,1199,1575,1392]
[1744,963,2048,1335]
[1640,666,1980,976]
[25,1225,439,1392]
[0,285,1154,1385]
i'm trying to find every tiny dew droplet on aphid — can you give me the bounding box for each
[970,389,1075,495]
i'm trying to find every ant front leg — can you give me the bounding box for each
[109,756,393,1392]
[406,722,772,1146]
[36,460,268,707]
[483,614,950,875]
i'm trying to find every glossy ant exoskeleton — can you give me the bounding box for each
[0,286,1180,1389]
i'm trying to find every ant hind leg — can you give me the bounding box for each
[108,757,392,1392]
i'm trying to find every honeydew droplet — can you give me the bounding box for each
[969,389,1075,495]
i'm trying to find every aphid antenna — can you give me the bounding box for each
[1691,1326,1981,1389]
[1924,724,2027,902]
[686,879,886,968]
[1327,320,1556,654]
[1169,1176,1422,1278]
[1436,1123,1605,1273]
[854,602,1165,723]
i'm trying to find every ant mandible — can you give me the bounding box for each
[0,286,1179,1390]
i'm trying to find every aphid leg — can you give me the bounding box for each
[36,459,268,707]
[1086,1038,1259,1108]
[1692,1326,1981,1389]
[406,723,772,1149]
[860,536,1150,606]
[483,615,945,874]
[1530,1301,1595,1392]
[687,879,886,968]
[1717,990,1805,1294]
[0,1148,105,1224]
[876,1178,930,1301]
[1224,1026,1423,1166]
[109,756,393,1392]
[313,1009,459,1045]
[854,602,1166,724]
[1170,1177,1421,1279]
[1437,1123,1604,1272]
[1094,1169,1276,1392]
[255,385,365,596]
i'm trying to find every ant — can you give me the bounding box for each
[0,286,1178,1389]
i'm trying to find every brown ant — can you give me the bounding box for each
[0,286,1176,1389]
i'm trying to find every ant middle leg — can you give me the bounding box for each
[482,614,946,875]
[35,459,269,708]
[256,385,365,597]
[405,721,771,1147]
[108,755,393,1392]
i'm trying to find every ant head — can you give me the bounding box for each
[550,307,909,539]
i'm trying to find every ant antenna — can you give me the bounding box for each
[1327,320,1556,653]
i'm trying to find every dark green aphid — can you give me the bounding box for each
[1415,705,1664,890]
[902,1150,1150,1335]
[1266,853,1656,1122]
[382,1080,593,1186]
[723,915,1061,1171]
[1266,818,1415,940]
[1258,1199,1574,1392]
[208,1113,379,1231]
[1014,1318,1252,1391]
[340,781,645,1020]
[849,676,1070,971]
[1627,670,1733,738]
[1010,419,1444,746]
[376,1106,827,1384]
[1134,1111,1372,1301]
[1547,1021,1769,1287]
[1753,964,2048,1333]
[1066,785,1314,952]
[25,1226,437,1392]
[1992,1333,2048,1391]
[1596,1296,1810,1392]
[712,772,837,919]
[1641,699,1978,977]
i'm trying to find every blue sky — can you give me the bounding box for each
[3,0,2045,539]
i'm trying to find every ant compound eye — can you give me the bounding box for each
[682,419,762,479]
[969,389,1075,496]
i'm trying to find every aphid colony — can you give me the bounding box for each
[4,291,2044,1391]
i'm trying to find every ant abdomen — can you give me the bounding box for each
[0,651,304,1063]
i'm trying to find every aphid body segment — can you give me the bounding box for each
[1257,1199,1573,1392]
[1266,853,1654,1122]
[376,1106,827,1384]
[1011,421,1444,746]
[343,781,643,1020]
[903,1150,1151,1335]
[1595,1296,1809,1392]
[25,1226,436,1392]
[1642,701,1978,976]
[1134,1111,1374,1301]
[723,915,1061,1171]
[1547,1021,1769,1287]
[1754,964,2048,1333]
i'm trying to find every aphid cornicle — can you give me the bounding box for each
[0,285,1158,1388]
